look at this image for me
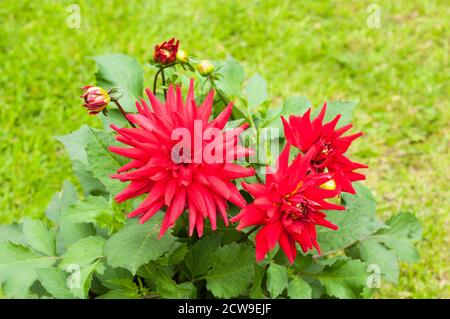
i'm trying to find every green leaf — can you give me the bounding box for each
[158,242,189,266]
[92,53,144,112]
[287,276,312,299]
[86,127,127,196]
[0,223,26,245]
[205,243,255,298]
[45,181,95,254]
[245,73,268,111]
[23,218,56,256]
[185,233,223,277]
[317,100,358,129]
[376,212,421,263]
[58,221,95,252]
[69,259,104,298]
[263,96,311,130]
[36,268,76,299]
[316,257,368,299]
[97,289,139,299]
[351,212,422,284]
[56,126,107,196]
[249,264,266,298]
[95,266,134,291]
[104,217,176,274]
[63,196,113,226]
[266,263,288,298]
[354,239,399,284]
[216,57,245,98]
[140,264,196,299]
[45,181,78,223]
[59,236,105,269]
[317,183,386,253]
[0,242,56,298]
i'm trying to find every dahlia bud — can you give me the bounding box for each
[176,49,189,64]
[153,38,179,65]
[320,179,336,191]
[198,60,214,76]
[81,86,111,115]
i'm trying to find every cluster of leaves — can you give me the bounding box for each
[0,54,421,299]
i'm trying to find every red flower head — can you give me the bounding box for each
[231,144,344,263]
[153,38,179,65]
[109,80,254,238]
[282,103,367,194]
[81,86,110,115]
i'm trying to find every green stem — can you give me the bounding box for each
[208,75,228,107]
[161,68,167,100]
[153,68,162,95]
[113,100,136,128]
[237,225,260,243]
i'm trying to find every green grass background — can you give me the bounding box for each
[0,0,448,298]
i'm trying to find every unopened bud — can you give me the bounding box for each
[198,60,214,76]
[176,50,189,63]
[81,86,110,115]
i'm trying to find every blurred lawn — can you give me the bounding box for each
[0,0,448,298]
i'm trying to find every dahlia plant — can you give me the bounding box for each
[0,39,421,299]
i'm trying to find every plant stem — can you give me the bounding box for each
[237,225,260,243]
[208,75,228,107]
[153,68,162,95]
[161,68,167,100]
[113,100,136,128]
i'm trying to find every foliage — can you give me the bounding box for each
[0,52,422,299]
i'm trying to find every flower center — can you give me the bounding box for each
[312,140,334,168]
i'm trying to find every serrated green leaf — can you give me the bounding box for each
[92,53,144,112]
[317,183,386,253]
[45,181,96,254]
[68,259,104,299]
[56,126,107,196]
[266,263,288,298]
[63,196,113,226]
[315,257,368,299]
[158,242,188,266]
[263,96,311,130]
[317,100,358,129]
[288,276,312,299]
[245,73,268,111]
[45,181,78,223]
[375,213,421,262]
[86,127,127,196]
[140,264,196,299]
[355,239,399,284]
[0,242,56,298]
[95,265,134,291]
[185,233,223,277]
[23,218,56,256]
[0,223,26,245]
[104,217,176,274]
[59,236,105,269]
[36,267,76,299]
[249,264,266,298]
[216,57,245,98]
[205,243,255,298]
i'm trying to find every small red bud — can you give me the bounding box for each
[81,86,110,115]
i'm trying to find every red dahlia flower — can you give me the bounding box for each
[81,86,110,115]
[282,103,367,194]
[153,38,179,65]
[231,144,344,263]
[109,80,254,238]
